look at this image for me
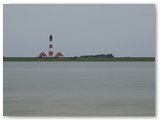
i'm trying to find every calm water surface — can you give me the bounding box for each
[3,62,155,116]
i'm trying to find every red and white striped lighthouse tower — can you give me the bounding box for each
[49,35,54,57]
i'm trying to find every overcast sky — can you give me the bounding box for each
[3,4,155,57]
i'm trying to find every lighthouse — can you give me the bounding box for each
[49,35,54,57]
[37,34,64,58]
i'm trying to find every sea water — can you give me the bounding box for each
[3,62,155,116]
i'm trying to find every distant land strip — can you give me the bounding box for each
[3,57,155,61]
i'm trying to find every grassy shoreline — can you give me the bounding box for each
[3,57,155,61]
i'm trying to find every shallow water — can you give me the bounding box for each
[3,62,155,116]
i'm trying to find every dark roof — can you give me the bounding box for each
[38,52,47,57]
[49,35,53,39]
[55,52,64,57]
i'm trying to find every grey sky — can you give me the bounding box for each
[4,4,155,57]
